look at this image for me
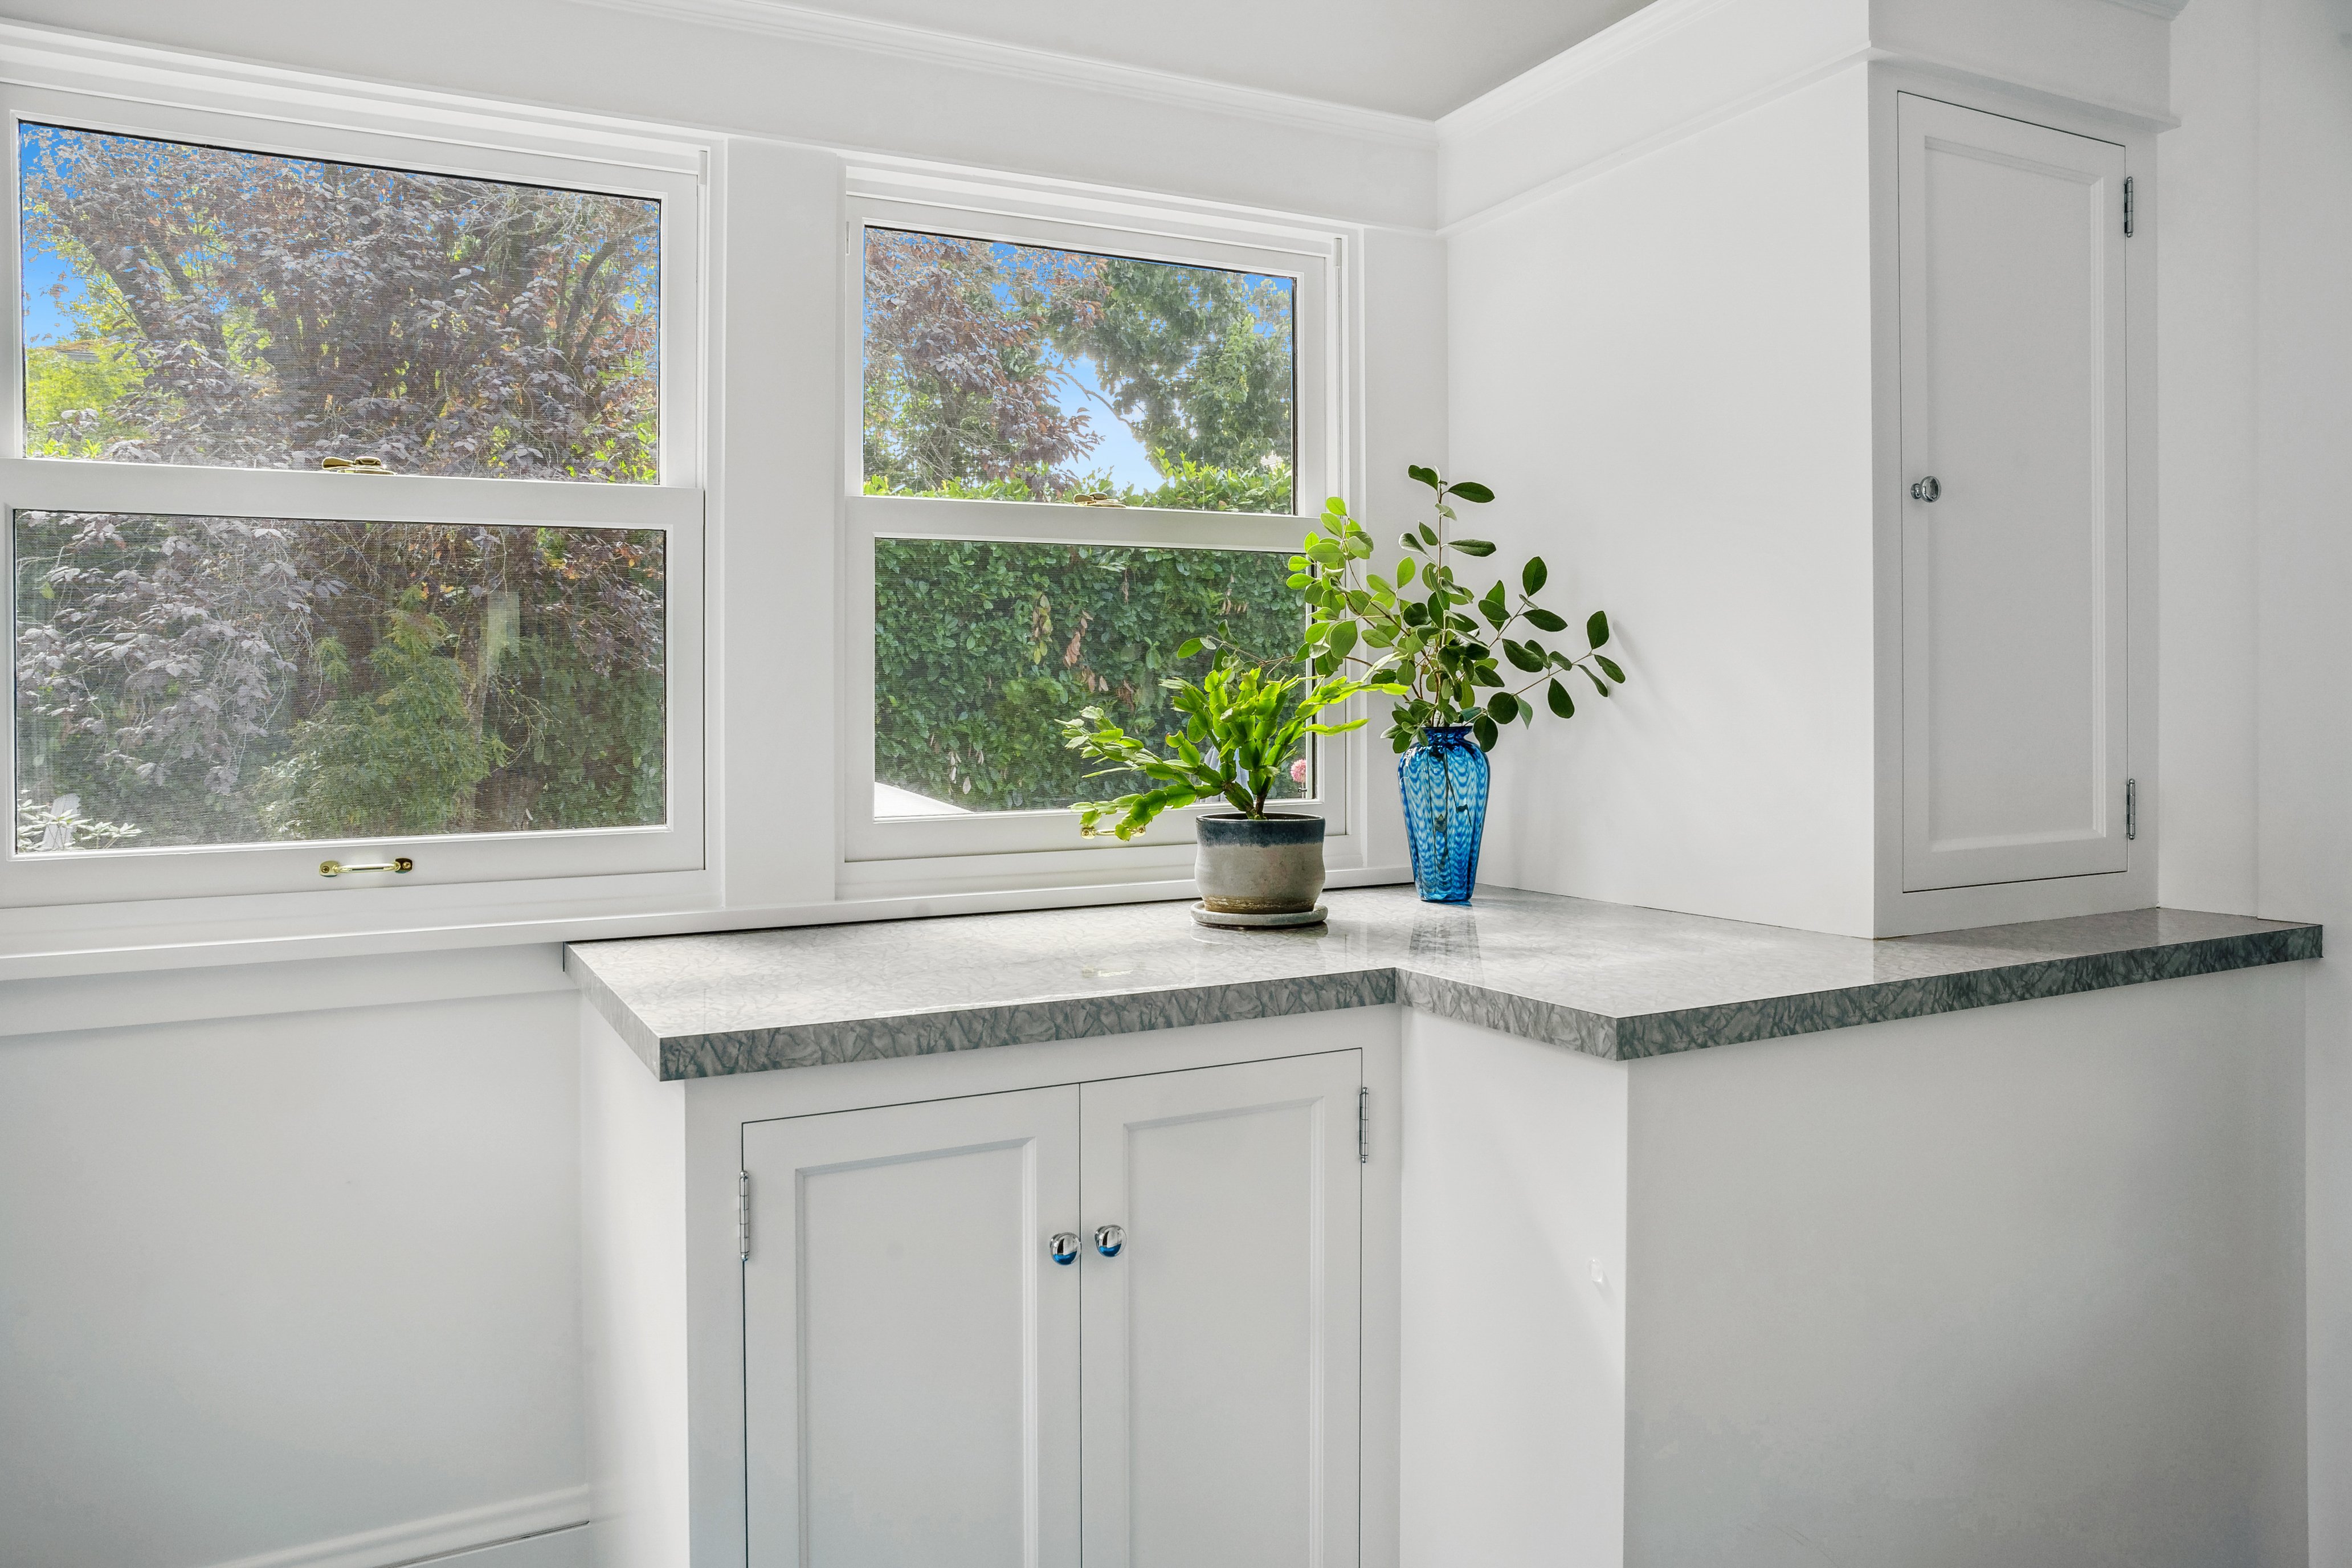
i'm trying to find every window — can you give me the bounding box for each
[845,191,1348,877]
[5,87,703,906]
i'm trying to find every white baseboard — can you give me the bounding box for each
[410,1524,590,1568]
[195,1487,590,1568]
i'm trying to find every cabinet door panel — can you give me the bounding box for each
[1080,1052,1362,1568]
[743,1088,1080,1568]
[1898,93,2130,891]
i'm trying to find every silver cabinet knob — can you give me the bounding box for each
[1093,1224,1125,1258]
[1050,1232,1080,1265]
[1910,475,1941,502]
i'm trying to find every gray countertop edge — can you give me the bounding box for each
[587,967,1402,1081]
[1609,924,2327,1059]
[565,907,2323,1083]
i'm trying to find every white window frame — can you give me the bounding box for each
[840,181,1363,892]
[1,82,707,909]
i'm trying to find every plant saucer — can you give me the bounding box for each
[1190,901,1328,930]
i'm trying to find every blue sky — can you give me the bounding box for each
[22,238,73,346]
[1055,352,1161,492]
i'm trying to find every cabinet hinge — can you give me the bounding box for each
[2125,778,2137,841]
[1358,1087,1370,1164]
[737,1170,752,1261]
[2123,175,2134,238]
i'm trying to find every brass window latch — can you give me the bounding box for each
[321,456,392,475]
[318,857,414,877]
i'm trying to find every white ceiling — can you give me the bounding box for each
[770,0,1659,120]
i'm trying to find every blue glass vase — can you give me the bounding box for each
[1398,724,1489,903]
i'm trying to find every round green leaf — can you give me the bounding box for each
[1547,678,1575,718]
[1449,480,1495,503]
[1587,610,1611,647]
[1487,691,1520,724]
[1522,557,1547,595]
[1451,538,1497,557]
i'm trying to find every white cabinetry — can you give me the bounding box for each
[739,1052,1363,1568]
[1896,94,2133,893]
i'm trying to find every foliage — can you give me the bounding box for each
[1292,466,1626,753]
[13,124,669,852]
[861,231,1101,494]
[14,513,665,851]
[873,540,1302,812]
[1055,257,1294,481]
[21,123,659,478]
[24,338,142,458]
[256,591,510,838]
[860,229,1294,512]
[1060,651,1403,839]
[14,792,142,854]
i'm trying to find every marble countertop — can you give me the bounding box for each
[564,887,2321,1081]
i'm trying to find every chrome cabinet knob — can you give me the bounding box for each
[1093,1224,1125,1259]
[1910,475,1941,502]
[1050,1232,1080,1265]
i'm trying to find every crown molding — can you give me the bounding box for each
[573,0,1438,148]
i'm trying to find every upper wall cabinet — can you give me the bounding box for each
[1896,95,2131,893]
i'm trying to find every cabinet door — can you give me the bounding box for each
[1079,1052,1362,1568]
[1898,93,2130,891]
[742,1087,1081,1568]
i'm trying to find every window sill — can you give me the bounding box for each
[0,865,1416,983]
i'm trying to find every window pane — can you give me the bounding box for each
[863,229,1295,514]
[21,123,660,480]
[14,511,665,852]
[875,538,1311,816]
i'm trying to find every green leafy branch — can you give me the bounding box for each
[1290,465,1626,752]
[1060,651,1404,839]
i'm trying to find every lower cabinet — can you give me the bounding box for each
[741,1051,1363,1568]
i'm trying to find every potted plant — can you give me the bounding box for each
[1289,464,1626,903]
[1061,650,1404,926]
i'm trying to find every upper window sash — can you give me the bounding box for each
[842,194,1334,519]
[3,82,705,488]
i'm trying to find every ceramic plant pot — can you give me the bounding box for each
[1194,812,1326,916]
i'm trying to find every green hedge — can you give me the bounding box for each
[875,538,1304,812]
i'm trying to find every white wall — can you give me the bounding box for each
[1626,967,2307,1568]
[1447,65,1880,935]
[0,952,587,1568]
[578,1009,687,1568]
[1399,1011,1630,1568]
[2158,2,2352,1560]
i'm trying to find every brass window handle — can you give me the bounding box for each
[318,858,414,877]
